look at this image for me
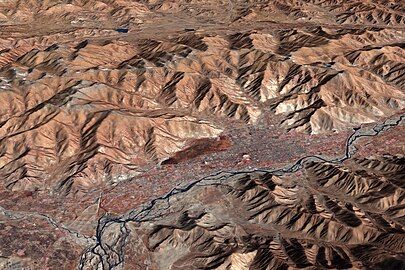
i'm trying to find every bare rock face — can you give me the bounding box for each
[0,1,404,269]
[82,154,405,270]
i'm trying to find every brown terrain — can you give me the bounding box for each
[0,0,404,269]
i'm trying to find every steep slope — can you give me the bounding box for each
[1,26,404,195]
[0,1,404,269]
[79,139,405,269]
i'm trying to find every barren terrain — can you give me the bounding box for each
[0,1,404,269]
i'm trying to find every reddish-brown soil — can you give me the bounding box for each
[0,1,404,269]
